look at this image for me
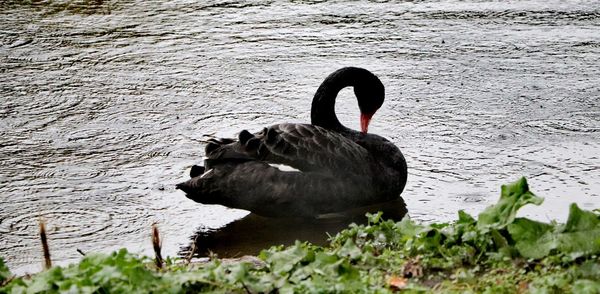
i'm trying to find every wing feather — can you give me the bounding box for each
[259,124,371,175]
[204,123,372,176]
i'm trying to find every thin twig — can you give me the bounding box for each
[241,281,253,294]
[76,249,86,256]
[185,237,198,264]
[0,275,15,288]
[39,218,52,270]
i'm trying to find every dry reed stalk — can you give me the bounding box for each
[151,223,163,269]
[38,218,52,270]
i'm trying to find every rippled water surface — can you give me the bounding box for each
[1,0,599,274]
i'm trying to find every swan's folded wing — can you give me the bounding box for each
[255,123,372,175]
[204,123,372,175]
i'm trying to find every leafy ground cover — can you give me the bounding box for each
[1,178,599,293]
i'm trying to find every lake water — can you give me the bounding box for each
[1,0,599,274]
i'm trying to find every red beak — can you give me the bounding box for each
[360,113,373,134]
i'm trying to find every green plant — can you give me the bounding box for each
[2,178,599,293]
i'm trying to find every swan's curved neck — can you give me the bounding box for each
[310,68,360,133]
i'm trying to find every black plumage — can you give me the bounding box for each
[176,67,407,217]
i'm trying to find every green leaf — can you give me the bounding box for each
[395,217,424,237]
[508,218,556,259]
[477,177,543,230]
[366,212,383,225]
[557,204,600,258]
[509,204,600,259]
[0,257,11,283]
[564,203,600,232]
[457,210,475,225]
[228,262,250,283]
[265,241,310,275]
[337,239,362,260]
[572,279,600,294]
[577,260,600,279]
[27,267,63,293]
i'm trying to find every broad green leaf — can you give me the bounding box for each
[457,210,475,224]
[564,203,600,232]
[556,204,600,258]
[265,241,309,275]
[509,204,600,259]
[477,177,543,230]
[508,218,556,259]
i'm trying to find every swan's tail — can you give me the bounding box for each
[189,165,205,178]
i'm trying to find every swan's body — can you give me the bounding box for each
[177,67,407,218]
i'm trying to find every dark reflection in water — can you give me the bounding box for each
[182,199,407,258]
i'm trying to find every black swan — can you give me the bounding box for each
[176,67,407,218]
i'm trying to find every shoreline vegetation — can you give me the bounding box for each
[1,178,599,293]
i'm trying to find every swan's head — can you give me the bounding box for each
[354,71,384,134]
[311,67,385,133]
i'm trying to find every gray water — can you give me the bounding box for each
[1,0,599,274]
